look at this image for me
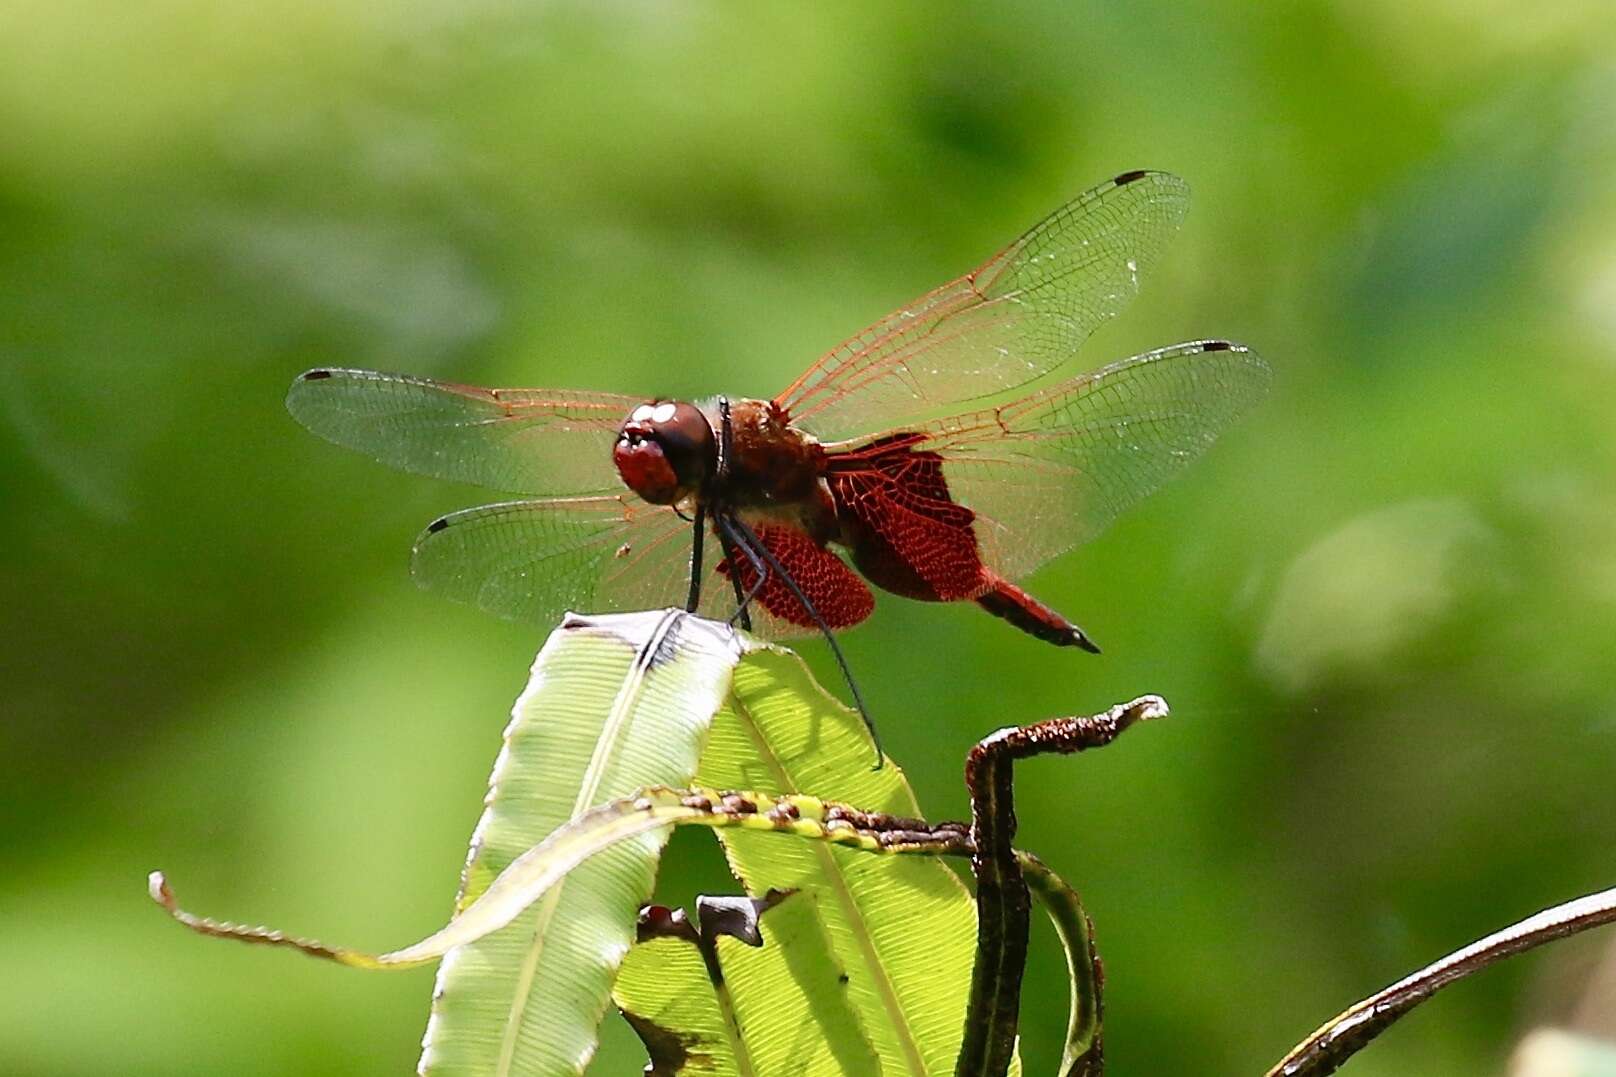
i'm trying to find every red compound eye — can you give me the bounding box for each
[613,401,716,505]
[613,429,681,504]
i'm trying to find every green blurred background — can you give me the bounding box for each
[5,2,1616,1074]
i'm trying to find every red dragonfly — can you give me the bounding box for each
[288,169,1267,698]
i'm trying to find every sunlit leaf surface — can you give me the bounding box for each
[699,644,995,1077]
[712,891,883,1076]
[422,621,999,1075]
[150,612,1072,1074]
[613,893,880,1077]
[419,610,738,1077]
[615,929,737,1077]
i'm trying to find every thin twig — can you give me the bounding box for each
[1267,885,1616,1076]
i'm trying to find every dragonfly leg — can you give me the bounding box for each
[715,515,758,631]
[721,514,883,769]
[684,501,706,613]
[709,396,757,629]
[716,396,734,483]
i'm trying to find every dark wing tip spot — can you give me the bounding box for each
[1202,340,1235,352]
[1113,169,1152,186]
[300,369,334,381]
[426,516,451,534]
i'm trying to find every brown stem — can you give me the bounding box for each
[1267,884,1616,1076]
[954,695,1170,1077]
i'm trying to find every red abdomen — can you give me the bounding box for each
[974,576,1099,652]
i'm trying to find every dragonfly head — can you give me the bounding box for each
[613,400,717,505]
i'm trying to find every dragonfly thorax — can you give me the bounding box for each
[613,400,717,505]
[714,397,824,509]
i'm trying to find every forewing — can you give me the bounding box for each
[286,368,638,494]
[834,341,1271,584]
[776,171,1190,439]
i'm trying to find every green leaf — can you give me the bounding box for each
[700,644,993,1077]
[614,927,737,1077]
[713,891,882,1076]
[152,615,1022,1075]
[613,892,880,1077]
[154,770,1049,1076]
[418,610,739,1077]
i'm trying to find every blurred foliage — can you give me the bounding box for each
[3,2,1616,1074]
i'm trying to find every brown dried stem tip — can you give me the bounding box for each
[955,695,1171,1077]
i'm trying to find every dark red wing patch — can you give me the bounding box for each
[825,434,988,602]
[718,522,875,629]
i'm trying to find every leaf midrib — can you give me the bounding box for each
[494,610,687,1077]
[726,686,930,1077]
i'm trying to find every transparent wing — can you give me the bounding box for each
[826,341,1271,585]
[776,171,1190,440]
[286,368,638,495]
[410,495,834,639]
[412,496,693,626]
